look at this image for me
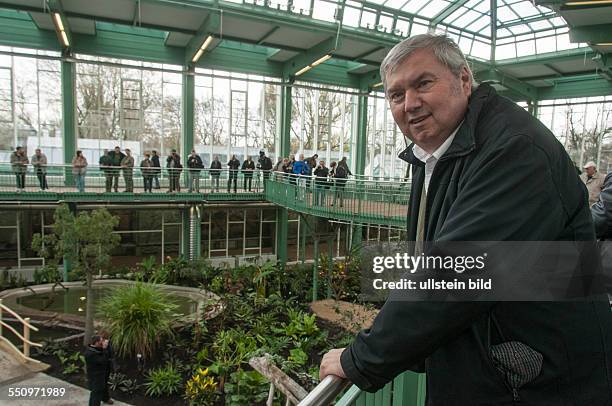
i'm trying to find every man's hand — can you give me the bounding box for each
[319,348,347,380]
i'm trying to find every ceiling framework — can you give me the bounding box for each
[0,0,609,100]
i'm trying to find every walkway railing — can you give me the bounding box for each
[0,298,43,361]
[266,172,410,227]
[0,163,268,194]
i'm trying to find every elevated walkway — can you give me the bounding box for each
[0,166,409,227]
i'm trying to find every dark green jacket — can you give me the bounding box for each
[341,84,612,405]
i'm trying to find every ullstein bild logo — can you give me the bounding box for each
[371,252,487,274]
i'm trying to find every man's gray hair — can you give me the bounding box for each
[380,34,476,92]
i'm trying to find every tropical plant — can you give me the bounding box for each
[184,367,218,405]
[56,350,86,375]
[224,370,269,405]
[98,282,178,358]
[144,363,183,397]
[32,204,121,345]
[109,372,141,394]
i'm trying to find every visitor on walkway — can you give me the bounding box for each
[151,150,161,189]
[10,146,28,192]
[108,146,125,193]
[210,155,222,192]
[99,150,113,192]
[187,149,203,193]
[140,153,153,193]
[121,149,134,192]
[580,160,605,206]
[227,155,240,193]
[72,150,88,192]
[314,160,329,206]
[166,149,182,193]
[332,157,350,207]
[242,155,255,191]
[258,150,273,188]
[31,148,48,190]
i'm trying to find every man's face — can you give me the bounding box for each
[115,148,120,153]
[35,149,41,155]
[586,166,596,176]
[385,48,472,153]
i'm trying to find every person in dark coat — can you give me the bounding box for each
[319,34,612,405]
[166,149,182,193]
[241,156,255,191]
[85,335,113,406]
[99,150,113,193]
[209,155,222,192]
[313,160,329,206]
[186,149,203,193]
[227,155,240,193]
[151,150,161,189]
[107,146,125,193]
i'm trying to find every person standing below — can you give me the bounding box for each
[72,150,88,192]
[166,149,182,193]
[121,149,134,192]
[31,148,48,191]
[108,146,125,192]
[242,155,255,191]
[210,155,222,192]
[151,150,161,189]
[227,155,240,193]
[319,34,612,404]
[580,161,605,206]
[140,153,153,193]
[332,157,351,207]
[313,160,329,206]
[10,146,28,192]
[187,150,203,193]
[85,335,113,406]
[99,150,113,193]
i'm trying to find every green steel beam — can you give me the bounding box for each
[569,24,612,44]
[494,48,597,67]
[186,11,221,66]
[61,60,76,186]
[354,88,369,175]
[538,75,612,100]
[358,70,382,91]
[475,69,538,101]
[430,0,472,27]
[283,36,339,77]
[490,0,496,62]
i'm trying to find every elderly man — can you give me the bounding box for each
[319,34,612,405]
[581,161,605,206]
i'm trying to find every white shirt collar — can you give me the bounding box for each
[412,123,462,164]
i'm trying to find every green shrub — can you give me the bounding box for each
[98,282,178,358]
[144,363,183,397]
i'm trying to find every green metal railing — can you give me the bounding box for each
[265,172,410,228]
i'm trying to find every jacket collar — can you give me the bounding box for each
[399,83,495,164]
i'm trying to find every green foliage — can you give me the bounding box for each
[224,370,269,406]
[144,363,184,397]
[288,347,308,367]
[184,367,218,405]
[98,282,178,358]
[33,264,62,285]
[55,350,85,375]
[209,329,257,383]
[108,372,140,394]
[0,269,27,289]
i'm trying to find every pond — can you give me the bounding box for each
[15,286,198,317]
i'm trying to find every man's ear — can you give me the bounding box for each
[460,66,472,95]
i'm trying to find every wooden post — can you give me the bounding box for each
[267,384,275,406]
[23,317,31,357]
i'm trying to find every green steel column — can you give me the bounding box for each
[279,78,292,158]
[181,208,190,259]
[528,100,539,118]
[312,238,319,302]
[277,208,288,270]
[352,88,369,250]
[276,77,292,270]
[62,60,76,186]
[327,235,334,299]
[62,202,77,282]
[182,70,195,188]
[299,214,306,264]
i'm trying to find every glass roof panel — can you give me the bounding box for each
[417,2,450,18]
[403,0,431,14]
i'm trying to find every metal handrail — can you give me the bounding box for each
[297,376,351,406]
